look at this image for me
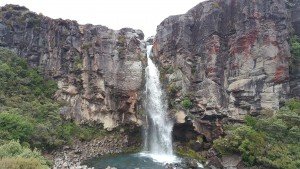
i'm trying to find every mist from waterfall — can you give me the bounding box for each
[141,45,178,163]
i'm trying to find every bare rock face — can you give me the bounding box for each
[0,5,146,130]
[153,0,299,140]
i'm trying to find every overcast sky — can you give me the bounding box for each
[0,0,205,38]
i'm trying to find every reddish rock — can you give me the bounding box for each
[153,0,296,122]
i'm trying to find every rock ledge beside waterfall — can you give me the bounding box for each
[52,134,141,169]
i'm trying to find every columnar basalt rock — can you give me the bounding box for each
[0,0,299,145]
[153,0,299,141]
[0,5,146,130]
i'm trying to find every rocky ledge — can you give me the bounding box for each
[52,134,140,169]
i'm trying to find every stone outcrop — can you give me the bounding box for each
[52,133,137,169]
[0,5,146,130]
[153,0,300,142]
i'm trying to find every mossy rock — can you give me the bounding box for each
[176,146,205,163]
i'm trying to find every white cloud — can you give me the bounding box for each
[0,0,205,38]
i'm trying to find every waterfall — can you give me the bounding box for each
[140,45,178,163]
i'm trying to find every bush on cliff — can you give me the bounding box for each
[181,98,193,109]
[213,99,300,169]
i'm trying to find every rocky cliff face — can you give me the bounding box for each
[0,0,299,138]
[153,0,300,141]
[0,5,146,130]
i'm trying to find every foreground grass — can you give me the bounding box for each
[0,140,50,169]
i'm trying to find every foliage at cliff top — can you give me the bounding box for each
[213,99,300,169]
[0,47,106,152]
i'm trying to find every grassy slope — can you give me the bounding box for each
[0,47,106,168]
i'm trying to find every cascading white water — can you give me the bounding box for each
[140,45,178,163]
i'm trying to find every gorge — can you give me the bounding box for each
[83,45,179,169]
[0,0,300,169]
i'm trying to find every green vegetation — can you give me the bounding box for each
[122,145,142,154]
[176,146,205,162]
[165,66,174,74]
[117,35,126,45]
[181,98,193,109]
[82,42,93,50]
[117,35,127,56]
[0,140,50,168]
[291,35,300,59]
[0,47,107,167]
[211,2,220,9]
[176,136,205,162]
[191,66,197,75]
[0,157,46,169]
[213,99,300,169]
[167,84,179,98]
[0,112,33,142]
[73,55,83,70]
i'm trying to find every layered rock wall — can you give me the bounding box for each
[0,0,299,136]
[153,0,299,140]
[0,5,146,129]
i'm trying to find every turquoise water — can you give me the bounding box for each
[83,153,167,169]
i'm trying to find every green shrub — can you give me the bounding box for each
[0,112,34,142]
[213,99,300,168]
[213,125,266,165]
[244,115,257,127]
[181,98,193,109]
[286,99,300,111]
[213,133,241,155]
[0,140,50,168]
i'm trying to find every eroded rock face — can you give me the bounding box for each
[153,0,299,124]
[153,0,300,145]
[0,5,146,129]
